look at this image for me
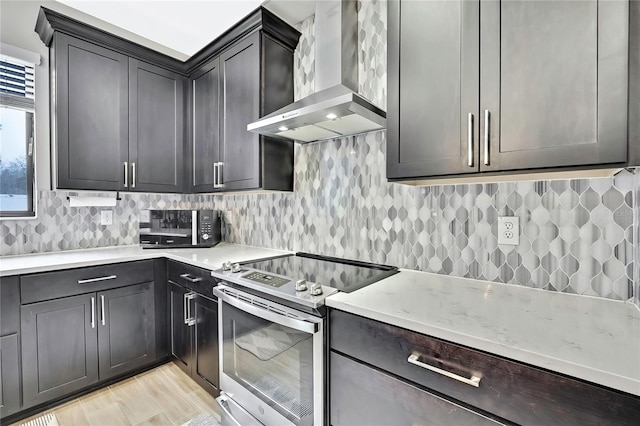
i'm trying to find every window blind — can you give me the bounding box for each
[0,59,35,99]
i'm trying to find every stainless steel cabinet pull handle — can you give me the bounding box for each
[186,292,196,326]
[180,273,203,283]
[131,162,136,188]
[91,296,96,329]
[166,240,174,243]
[123,161,128,187]
[408,353,481,387]
[100,295,106,326]
[78,275,117,284]
[213,163,219,188]
[467,113,474,167]
[218,162,223,187]
[484,109,490,166]
[183,292,189,324]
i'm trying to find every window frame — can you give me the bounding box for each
[0,64,37,218]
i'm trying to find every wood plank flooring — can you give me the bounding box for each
[11,363,221,426]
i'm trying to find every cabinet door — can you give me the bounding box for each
[97,283,156,380]
[192,295,219,396]
[387,0,480,179]
[21,294,98,408]
[169,282,192,375]
[0,334,21,418]
[192,58,221,193]
[129,59,185,193]
[330,352,503,426]
[480,0,628,171]
[220,33,261,191]
[54,33,128,190]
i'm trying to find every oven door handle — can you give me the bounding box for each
[214,287,320,334]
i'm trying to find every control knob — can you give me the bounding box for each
[231,263,241,273]
[295,279,308,292]
[202,233,210,240]
[310,283,323,296]
[222,261,232,271]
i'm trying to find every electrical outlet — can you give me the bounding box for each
[100,210,113,226]
[498,216,519,245]
[226,210,234,225]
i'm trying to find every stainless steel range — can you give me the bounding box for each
[211,253,398,426]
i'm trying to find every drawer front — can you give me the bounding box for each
[330,309,640,426]
[21,260,154,304]
[330,351,503,426]
[167,260,218,296]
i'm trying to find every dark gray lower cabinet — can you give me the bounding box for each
[21,294,99,408]
[192,295,219,394]
[168,280,219,396]
[330,309,640,426]
[0,334,21,418]
[98,283,155,380]
[20,262,158,411]
[330,352,501,426]
[169,281,192,375]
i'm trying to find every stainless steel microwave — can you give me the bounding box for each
[139,209,222,249]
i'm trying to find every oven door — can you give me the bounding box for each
[213,285,324,426]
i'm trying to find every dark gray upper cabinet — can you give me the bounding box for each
[52,35,184,193]
[97,282,156,380]
[191,30,297,193]
[480,0,628,172]
[129,59,185,192]
[387,0,480,179]
[191,58,221,193]
[38,6,300,194]
[388,0,630,180]
[53,33,128,190]
[220,34,261,191]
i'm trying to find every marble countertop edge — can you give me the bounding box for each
[326,294,640,397]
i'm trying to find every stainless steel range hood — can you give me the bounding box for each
[247,0,386,143]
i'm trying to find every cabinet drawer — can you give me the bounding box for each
[330,309,640,426]
[167,260,218,296]
[21,260,154,304]
[330,351,502,426]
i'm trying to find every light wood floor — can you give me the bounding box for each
[12,362,221,426]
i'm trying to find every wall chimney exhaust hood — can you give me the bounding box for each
[247,0,386,143]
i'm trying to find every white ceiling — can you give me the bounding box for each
[54,0,315,60]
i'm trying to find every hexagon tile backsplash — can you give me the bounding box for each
[0,192,210,256]
[219,131,639,304]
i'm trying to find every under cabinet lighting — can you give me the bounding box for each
[326,113,337,120]
[278,126,289,131]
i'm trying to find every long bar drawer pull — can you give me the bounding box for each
[408,353,481,388]
[78,275,117,284]
[180,273,203,283]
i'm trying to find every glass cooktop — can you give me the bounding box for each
[241,253,398,293]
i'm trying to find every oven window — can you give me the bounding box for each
[222,303,314,426]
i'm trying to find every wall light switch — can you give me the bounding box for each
[225,210,234,225]
[498,216,519,245]
[100,210,113,226]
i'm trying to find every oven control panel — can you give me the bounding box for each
[243,271,290,288]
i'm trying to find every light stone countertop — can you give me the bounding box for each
[0,243,291,277]
[326,269,640,397]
